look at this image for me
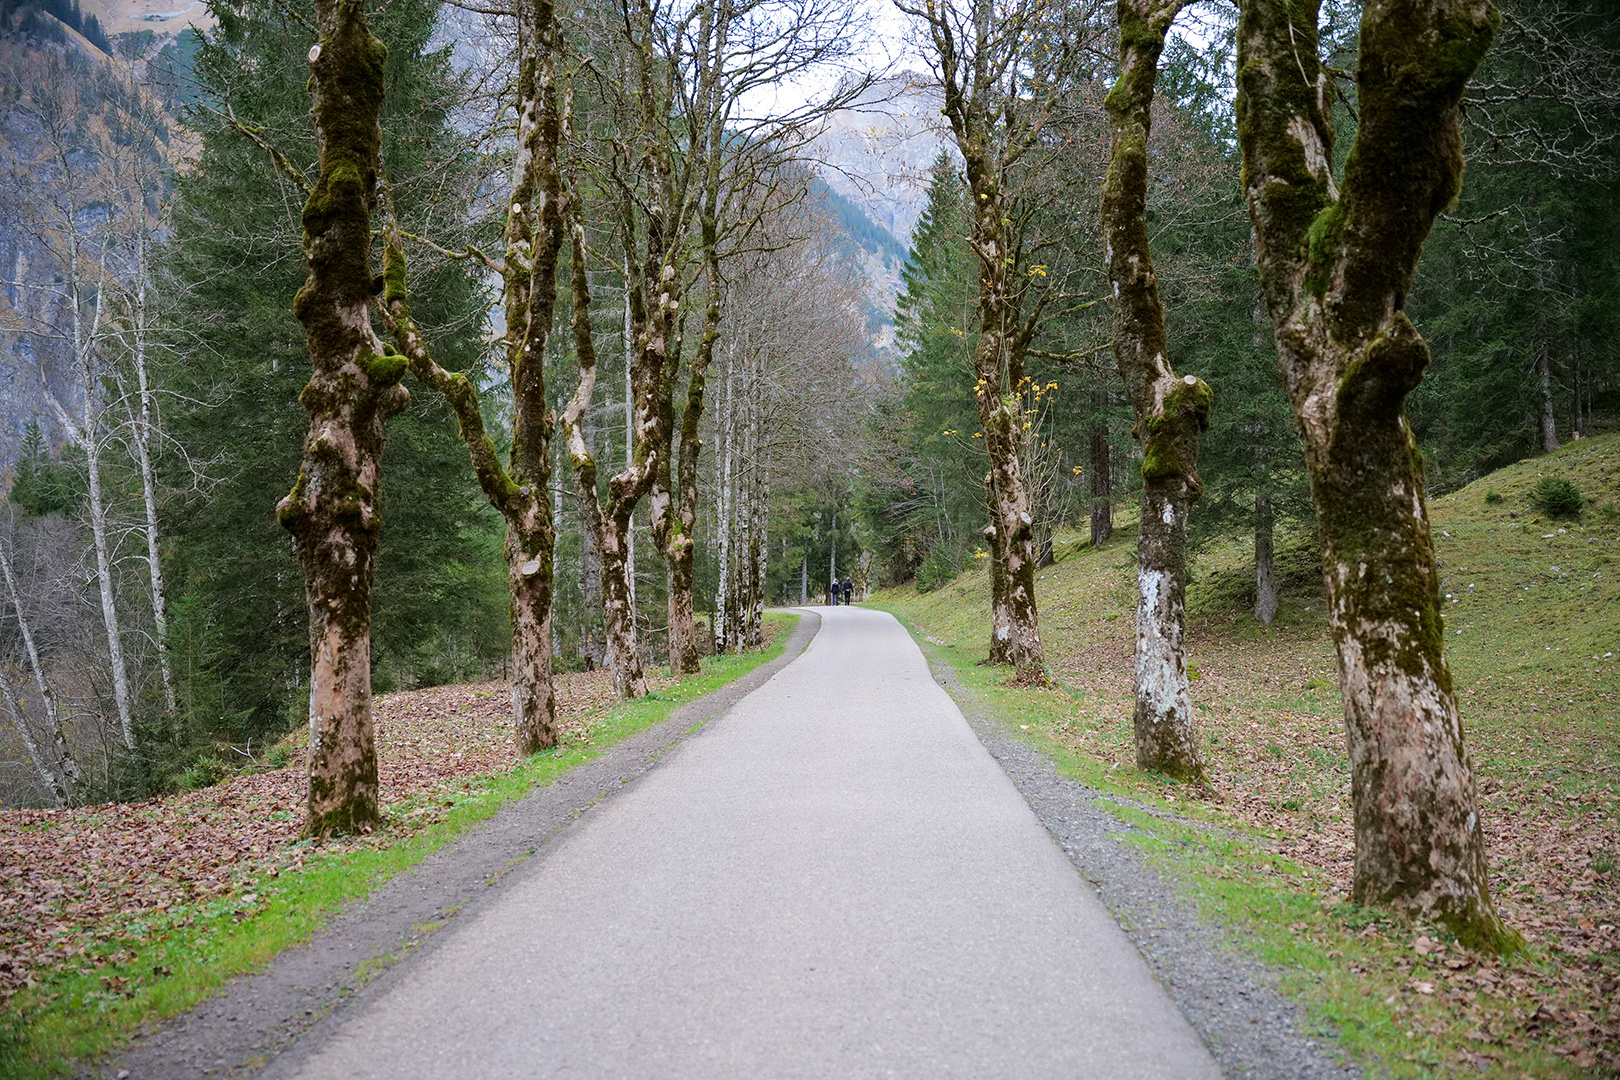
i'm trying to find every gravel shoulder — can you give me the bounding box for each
[920,644,1363,1080]
[93,613,819,1080]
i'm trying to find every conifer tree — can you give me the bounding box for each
[165,0,504,793]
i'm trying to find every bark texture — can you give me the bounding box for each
[563,221,648,700]
[1102,0,1210,784]
[1237,0,1511,945]
[1089,421,1113,546]
[1536,327,1559,452]
[925,18,1045,683]
[663,250,717,676]
[1254,495,1278,624]
[279,0,407,836]
[380,0,565,753]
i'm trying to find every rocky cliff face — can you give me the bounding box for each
[807,74,949,366]
[811,73,946,251]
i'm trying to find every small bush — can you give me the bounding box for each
[1484,489,1503,505]
[1530,477,1584,518]
[915,544,961,593]
[177,753,228,791]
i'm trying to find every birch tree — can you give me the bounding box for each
[4,57,146,752]
[1236,0,1513,944]
[0,521,79,805]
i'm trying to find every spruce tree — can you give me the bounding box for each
[865,154,985,587]
[161,0,506,757]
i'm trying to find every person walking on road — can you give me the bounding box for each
[828,578,840,606]
[842,577,853,606]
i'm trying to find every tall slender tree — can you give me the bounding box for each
[276,0,409,836]
[895,0,1090,684]
[382,0,569,753]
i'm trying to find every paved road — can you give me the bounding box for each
[274,606,1221,1079]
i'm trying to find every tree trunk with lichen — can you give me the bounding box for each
[1237,0,1512,946]
[495,0,562,752]
[562,218,649,700]
[956,208,1041,682]
[1254,495,1278,624]
[662,246,718,676]
[917,0,1046,685]
[1102,0,1210,784]
[280,0,407,837]
[380,0,562,755]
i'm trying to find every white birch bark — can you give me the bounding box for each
[125,238,176,714]
[0,668,65,806]
[0,536,78,800]
[41,196,136,752]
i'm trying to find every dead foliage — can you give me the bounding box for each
[0,668,666,1005]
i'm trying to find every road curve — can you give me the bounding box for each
[271,606,1221,1079]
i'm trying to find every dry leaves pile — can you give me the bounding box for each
[0,669,644,1005]
[1046,615,1620,1071]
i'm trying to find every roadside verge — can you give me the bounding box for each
[888,610,1360,1080]
[3,612,815,1080]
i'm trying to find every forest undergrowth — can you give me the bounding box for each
[0,615,795,1078]
[879,436,1620,1079]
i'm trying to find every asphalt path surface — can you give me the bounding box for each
[273,606,1221,1079]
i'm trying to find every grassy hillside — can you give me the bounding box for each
[876,434,1619,1078]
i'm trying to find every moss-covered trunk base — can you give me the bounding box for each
[509,536,558,754]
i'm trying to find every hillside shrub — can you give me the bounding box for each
[1530,477,1584,518]
[916,544,961,593]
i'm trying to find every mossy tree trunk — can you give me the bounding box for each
[279,0,408,837]
[1236,0,1512,946]
[496,0,563,752]
[663,233,718,677]
[909,0,1050,685]
[379,0,564,754]
[1102,0,1210,784]
[564,210,651,701]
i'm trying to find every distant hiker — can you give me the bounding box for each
[842,577,853,605]
[829,578,840,606]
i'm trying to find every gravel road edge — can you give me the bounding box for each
[921,644,1364,1080]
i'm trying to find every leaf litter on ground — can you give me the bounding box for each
[0,667,669,1006]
